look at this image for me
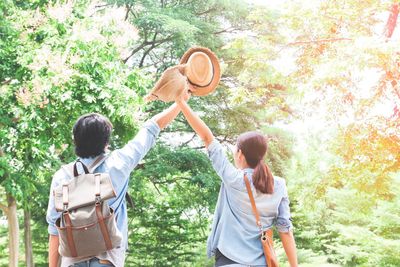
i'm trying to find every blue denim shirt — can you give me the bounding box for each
[46,120,160,267]
[206,139,293,265]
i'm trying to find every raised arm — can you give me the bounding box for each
[152,103,181,130]
[176,92,214,147]
[112,101,187,176]
[176,91,244,188]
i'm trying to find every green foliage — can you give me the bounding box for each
[0,1,147,264]
[1,0,399,266]
[126,144,220,265]
[286,133,400,266]
[107,0,249,70]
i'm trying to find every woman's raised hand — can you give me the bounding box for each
[182,88,191,102]
[175,81,214,147]
[176,80,192,103]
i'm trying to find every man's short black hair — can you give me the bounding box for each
[73,113,113,158]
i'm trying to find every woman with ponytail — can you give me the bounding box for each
[176,90,298,267]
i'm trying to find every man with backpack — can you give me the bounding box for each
[46,99,187,267]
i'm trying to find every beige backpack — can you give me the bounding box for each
[54,155,122,258]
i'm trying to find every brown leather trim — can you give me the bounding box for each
[179,47,221,96]
[62,185,69,206]
[63,212,78,257]
[73,160,90,177]
[96,203,113,250]
[261,229,277,266]
[89,155,106,171]
[95,174,101,197]
[56,211,114,230]
[98,259,113,265]
[244,174,279,267]
[244,174,261,226]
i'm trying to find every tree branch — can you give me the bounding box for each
[88,3,113,17]
[196,7,217,16]
[192,145,205,150]
[150,179,162,195]
[152,176,192,185]
[214,27,237,35]
[124,4,132,21]
[0,202,8,215]
[134,163,145,170]
[180,133,197,147]
[143,35,175,46]
[139,32,158,67]
[123,35,175,64]
[123,41,148,64]
[95,3,113,8]
[384,3,399,39]
[1,78,12,85]
[286,38,352,46]
[390,79,400,101]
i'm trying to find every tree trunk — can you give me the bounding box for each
[24,209,34,267]
[384,3,399,38]
[7,193,19,267]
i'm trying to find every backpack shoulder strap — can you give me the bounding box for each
[61,162,75,180]
[60,154,107,179]
[89,154,108,173]
[88,154,134,208]
[125,192,135,209]
[63,154,133,208]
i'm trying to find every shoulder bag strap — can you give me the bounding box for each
[244,173,278,267]
[244,174,262,229]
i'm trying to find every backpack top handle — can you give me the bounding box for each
[72,155,107,177]
[73,160,89,177]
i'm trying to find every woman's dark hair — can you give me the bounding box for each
[73,113,113,158]
[237,131,274,194]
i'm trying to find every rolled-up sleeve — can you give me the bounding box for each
[46,174,62,236]
[112,120,160,177]
[207,139,241,188]
[275,180,293,232]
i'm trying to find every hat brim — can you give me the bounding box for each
[180,47,221,96]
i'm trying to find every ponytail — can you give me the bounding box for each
[237,131,274,194]
[252,161,274,194]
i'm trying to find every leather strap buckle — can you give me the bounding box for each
[62,185,69,211]
[95,173,101,203]
[261,231,267,241]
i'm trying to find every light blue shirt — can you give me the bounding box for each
[46,120,160,267]
[206,139,293,266]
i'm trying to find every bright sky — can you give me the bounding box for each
[244,0,399,157]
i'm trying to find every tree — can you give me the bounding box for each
[107,0,249,71]
[126,144,220,265]
[275,0,400,265]
[0,1,147,265]
[0,1,263,265]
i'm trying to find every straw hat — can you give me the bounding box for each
[145,47,221,102]
[180,47,221,96]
